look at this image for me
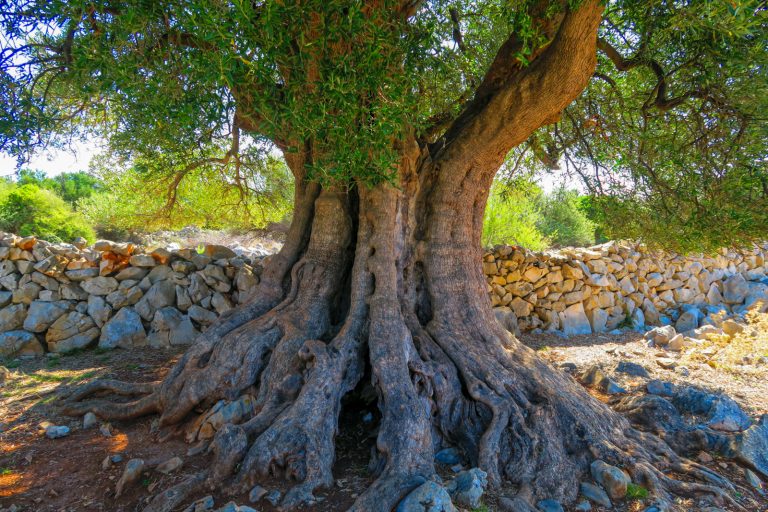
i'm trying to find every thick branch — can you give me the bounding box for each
[597,37,715,112]
[433,0,604,173]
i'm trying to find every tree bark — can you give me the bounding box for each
[62,3,740,511]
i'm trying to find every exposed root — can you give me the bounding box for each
[207,424,249,487]
[66,379,158,402]
[143,471,208,512]
[61,392,159,420]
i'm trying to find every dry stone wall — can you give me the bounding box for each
[1,233,767,359]
[486,241,768,336]
[0,233,263,358]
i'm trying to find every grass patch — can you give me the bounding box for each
[626,482,649,500]
[69,370,97,384]
[681,310,768,373]
[27,372,68,383]
[3,360,20,369]
[34,395,58,406]
[46,357,61,368]
[0,467,13,476]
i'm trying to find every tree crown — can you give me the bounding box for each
[1,0,766,250]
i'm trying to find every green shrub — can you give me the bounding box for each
[536,187,596,248]
[0,184,95,242]
[482,180,548,250]
[626,482,649,500]
[16,169,102,206]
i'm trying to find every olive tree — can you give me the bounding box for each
[1,1,766,510]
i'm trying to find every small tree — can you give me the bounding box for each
[482,180,548,250]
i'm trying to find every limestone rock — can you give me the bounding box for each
[148,307,198,348]
[723,274,749,304]
[156,456,183,474]
[12,282,40,304]
[579,482,611,508]
[23,300,70,332]
[99,307,147,349]
[114,266,149,281]
[106,286,143,309]
[0,330,43,357]
[0,303,26,332]
[45,425,70,439]
[83,412,98,429]
[645,325,676,346]
[116,459,145,497]
[590,460,629,500]
[446,468,486,509]
[129,254,156,267]
[666,333,687,352]
[46,311,100,353]
[135,280,176,321]
[204,244,237,260]
[675,310,699,332]
[721,319,745,337]
[397,481,455,512]
[87,295,112,328]
[560,303,591,336]
[188,305,217,326]
[81,276,119,296]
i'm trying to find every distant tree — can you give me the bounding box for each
[0,183,95,242]
[13,169,102,206]
[482,179,548,250]
[79,156,293,237]
[51,172,102,205]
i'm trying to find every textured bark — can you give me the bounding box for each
[61,3,741,511]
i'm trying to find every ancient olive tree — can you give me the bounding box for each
[1,1,766,510]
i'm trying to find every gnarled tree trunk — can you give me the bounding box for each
[62,2,740,511]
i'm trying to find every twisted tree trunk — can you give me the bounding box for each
[62,3,741,510]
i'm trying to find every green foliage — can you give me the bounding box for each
[16,169,102,206]
[482,180,598,250]
[0,0,766,250]
[482,179,548,250]
[626,483,649,500]
[78,155,293,237]
[530,1,768,251]
[536,187,596,248]
[0,183,95,243]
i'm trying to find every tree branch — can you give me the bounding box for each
[432,0,604,175]
[597,37,716,113]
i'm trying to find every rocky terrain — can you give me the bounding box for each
[0,235,767,511]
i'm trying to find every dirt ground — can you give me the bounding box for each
[1,327,767,512]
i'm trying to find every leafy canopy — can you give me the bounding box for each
[1,0,766,250]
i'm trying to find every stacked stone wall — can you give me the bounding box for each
[0,234,262,357]
[486,241,768,336]
[1,233,767,359]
